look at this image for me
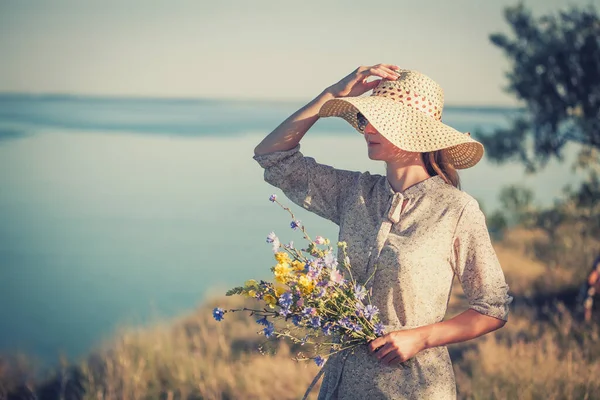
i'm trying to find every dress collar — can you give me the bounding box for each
[384,174,447,199]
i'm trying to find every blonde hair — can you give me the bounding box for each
[422,150,461,189]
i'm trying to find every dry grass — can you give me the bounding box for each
[1,228,599,399]
[76,295,322,400]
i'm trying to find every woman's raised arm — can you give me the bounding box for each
[253,90,335,155]
[253,64,401,156]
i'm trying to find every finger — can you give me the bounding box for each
[368,336,387,352]
[375,344,395,360]
[377,64,400,76]
[363,78,382,91]
[373,65,400,79]
[362,66,395,81]
[381,352,400,365]
[374,67,397,80]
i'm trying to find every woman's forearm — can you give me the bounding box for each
[253,89,335,156]
[415,308,506,350]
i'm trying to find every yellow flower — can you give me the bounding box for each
[245,279,258,288]
[274,262,292,277]
[275,252,291,264]
[298,275,315,294]
[274,283,288,297]
[263,294,277,308]
[247,290,257,298]
[298,275,311,288]
[292,260,305,272]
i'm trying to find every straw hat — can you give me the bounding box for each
[318,69,484,169]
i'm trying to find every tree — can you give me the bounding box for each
[484,3,600,277]
[482,3,600,173]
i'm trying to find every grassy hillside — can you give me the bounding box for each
[1,227,599,399]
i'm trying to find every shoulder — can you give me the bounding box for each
[435,179,481,215]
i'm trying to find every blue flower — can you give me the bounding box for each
[354,284,367,301]
[314,356,326,367]
[292,315,302,326]
[263,323,275,338]
[269,194,277,202]
[290,220,301,230]
[256,316,269,326]
[365,305,379,321]
[212,308,225,321]
[322,322,334,336]
[374,322,385,336]
[310,316,322,329]
[351,323,363,333]
[279,292,293,308]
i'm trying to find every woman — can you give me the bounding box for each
[253,64,513,399]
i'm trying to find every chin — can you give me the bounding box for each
[367,152,383,161]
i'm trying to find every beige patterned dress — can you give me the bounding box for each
[253,145,513,400]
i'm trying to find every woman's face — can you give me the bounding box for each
[357,112,405,162]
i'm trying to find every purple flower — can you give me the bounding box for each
[316,287,327,298]
[351,323,363,333]
[354,284,367,301]
[314,356,326,367]
[263,323,275,338]
[266,231,278,244]
[339,317,351,329]
[290,220,301,230]
[278,307,291,317]
[302,307,316,317]
[310,316,322,329]
[374,322,385,336]
[284,240,294,249]
[256,316,269,326]
[268,234,280,252]
[324,253,338,269]
[279,292,293,308]
[212,308,225,321]
[365,305,379,321]
[329,269,345,285]
[269,194,277,202]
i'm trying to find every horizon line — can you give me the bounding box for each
[0,91,523,111]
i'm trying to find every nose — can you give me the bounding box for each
[364,123,378,135]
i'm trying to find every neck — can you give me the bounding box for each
[385,157,432,193]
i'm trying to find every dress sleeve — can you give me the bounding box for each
[450,199,514,322]
[252,144,360,225]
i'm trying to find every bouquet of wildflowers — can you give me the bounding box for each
[212,194,385,369]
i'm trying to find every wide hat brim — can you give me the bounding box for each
[318,95,484,169]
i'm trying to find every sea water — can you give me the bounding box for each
[0,95,581,366]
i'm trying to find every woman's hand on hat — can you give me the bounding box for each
[325,64,401,98]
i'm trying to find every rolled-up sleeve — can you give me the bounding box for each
[253,145,360,225]
[450,199,513,321]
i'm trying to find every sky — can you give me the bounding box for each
[0,0,597,105]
